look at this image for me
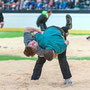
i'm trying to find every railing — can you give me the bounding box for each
[1,9,90,13]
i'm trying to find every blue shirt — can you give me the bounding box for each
[35,27,67,54]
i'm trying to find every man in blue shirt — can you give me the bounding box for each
[34,27,67,54]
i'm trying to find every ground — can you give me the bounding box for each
[0,35,90,90]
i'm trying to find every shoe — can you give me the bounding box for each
[31,78,38,80]
[31,75,39,80]
[86,36,90,40]
[64,79,72,85]
[66,14,72,29]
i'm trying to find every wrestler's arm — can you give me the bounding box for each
[62,36,69,46]
[25,27,42,33]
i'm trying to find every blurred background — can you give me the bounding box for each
[0,0,90,11]
[0,0,90,31]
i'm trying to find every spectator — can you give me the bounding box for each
[30,0,36,9]
[66,0,74,9]
[85,0,90,7]
[54,0,59,9]
[0,0,4,10]
[71,0,75,8]
[5,0,14,10]
[79,0,85,8]
[1,0,90,10]
[74,0,83,9]
[36,10,52,31]
[23,0,30,10]
[42,0,48,10]
[0,12,4,28]
[16,0,24,10]
[48,0,53,9]
[23,0,35,10]
[10,2,17,10]
[36,0,43,10]
[59,0,66,9]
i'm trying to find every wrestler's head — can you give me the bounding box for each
[24,40,38,57]
[44,49,55,61]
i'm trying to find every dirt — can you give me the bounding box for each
[0,35,90,90]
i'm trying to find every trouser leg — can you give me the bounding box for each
[43,23,47,29]
[0,21,4,28]
[66,14,72,29]
[1,24,4,28]
[39,24,45,31]
[61,14,72,33]
[58,51,72,79]
[86,36,90,40]
[61,26,69,34]
[31,56,46,80]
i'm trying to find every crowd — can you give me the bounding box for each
[0,0,90,11]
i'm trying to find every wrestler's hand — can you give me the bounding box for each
[66,32,69,36]
[62,36,65,41]
[33,31,38,36]
[65,40,69,46]
[40,31,44,34]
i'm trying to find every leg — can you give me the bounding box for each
[1,24,4,28]
[66,14,72,29]
[31,56,46,80]
[61,14,72,34]
[61,26,69,34]
[0,22,4,28]
[86,36,90,40]
[39,24,45,31]
[58,51,72,79]
[43,23,47,29]
[58,50,72,85]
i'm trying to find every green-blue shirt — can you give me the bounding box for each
[35,27,67,54]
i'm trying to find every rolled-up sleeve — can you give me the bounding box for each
[24,32,35,46]
[37,46,45,57]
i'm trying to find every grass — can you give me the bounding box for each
[70,33,90,35]
[55,56,90,60]
[67,57,90,60]
[0,55,37,61]
[0,30,90,38]
[0,55,90,61]
[0,31,24,38]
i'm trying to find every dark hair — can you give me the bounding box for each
[44,49,54,61]
[47,10,52,13]
[24,46,37,57]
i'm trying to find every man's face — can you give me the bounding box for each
[48,11,52,16]
[28,40,38,49]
